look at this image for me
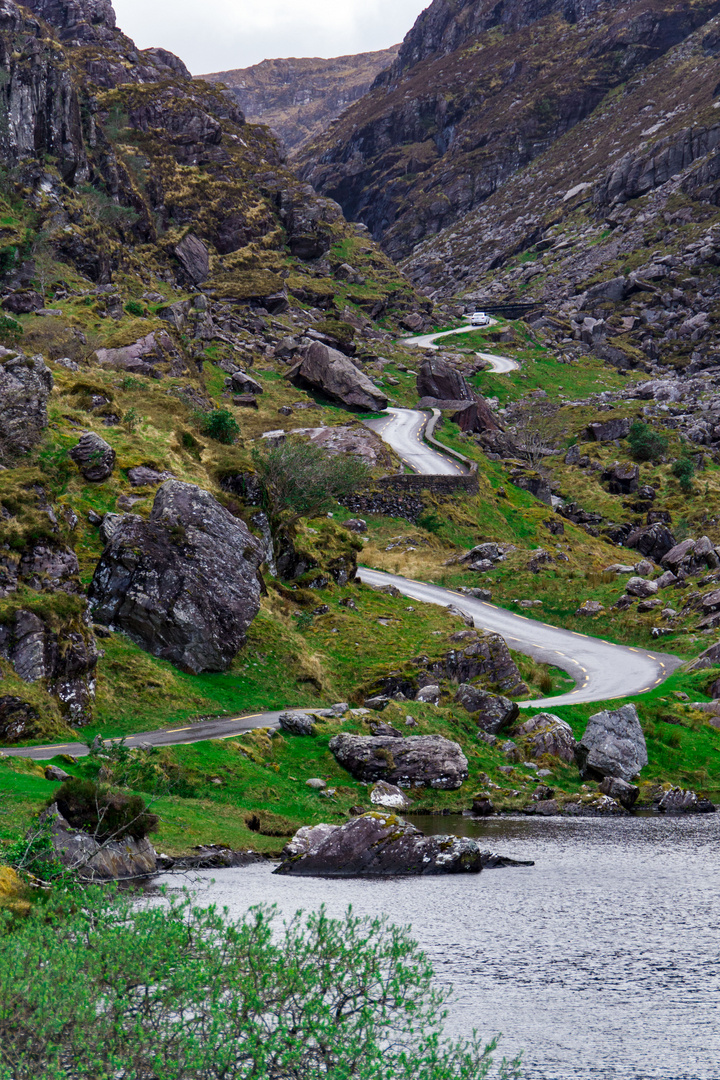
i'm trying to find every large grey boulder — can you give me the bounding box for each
[0,350,53,459]
[274,813,482,876]
[516,712,577,763]
[89,480,262,673]
[575,704,648,781]
[69,432,115,482]
[417,355,474,401]
[625,576,658,598]
[329,733,468,789]
[454,684,518,733]
[42,804,157,881]
[290,341,387,411]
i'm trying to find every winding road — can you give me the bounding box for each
[402,322,520,375]
[364,407,465,475]
[1,329,680,763]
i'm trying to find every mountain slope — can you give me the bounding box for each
[201,47,400,155]
[298,0,720,260]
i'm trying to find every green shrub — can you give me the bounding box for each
[0,314,22,346]
[626,420,668,462]
[671,456,695,492]
[200,408,240,445]
[52,778,158,841]
[0,893,520,1079]
[124,299,145,317]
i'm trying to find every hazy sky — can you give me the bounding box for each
[112,0,428,74]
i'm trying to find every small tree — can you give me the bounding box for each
[512,398,561,467]
[627,420,668,462]
[252,437,370,534]
[671,455,695,493]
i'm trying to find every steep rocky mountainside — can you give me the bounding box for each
[299,0,720,261]
[0,0,428,742]
[403,4,720,378]
[201,46,399,155]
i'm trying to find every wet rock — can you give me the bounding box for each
[42,803,156,881]
[657,787,716,814]
[471,796,495,816]
[454,684,518,733]
[274,813,482,876]
[626,577,658,598]
[0,351,53,459]
[576,704,648,782]
[69,432,115,482]
[599,775,639,809]
[290,341,387,411]
[479,850,534,867]
[329,733,468,789]
[89,480,262,674]
[515,712,577,763]
[279,711,314,735]
[370,780,412,810]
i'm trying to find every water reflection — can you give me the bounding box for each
[158,814,720,1079]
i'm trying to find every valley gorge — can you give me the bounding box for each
[0,0,719,1076]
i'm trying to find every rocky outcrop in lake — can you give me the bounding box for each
[275,812,482,876]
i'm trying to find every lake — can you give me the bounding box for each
[157,813,720,1079]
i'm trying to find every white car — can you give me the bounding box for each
[469,311,491,326]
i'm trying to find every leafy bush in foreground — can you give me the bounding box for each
[627,420,668,462]
[0,893,521,1080]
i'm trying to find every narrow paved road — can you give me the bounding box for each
[402,323,520,374]
[4,569,681,762]
[364,407,464,475]
[357,569,681,709]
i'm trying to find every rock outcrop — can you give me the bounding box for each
[89,480,262,673]
[329,733,468,789]
[274,812,482,876]
[43,803,157,881]
[0,610,99,726]
[289,342,388,412]
[576,704,648,782]
[0,351,53,459]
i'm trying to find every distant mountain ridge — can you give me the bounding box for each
[201,47,399,155]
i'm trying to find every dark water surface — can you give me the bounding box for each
[158,814,720,1079]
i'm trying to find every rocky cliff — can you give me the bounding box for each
[0,0,424,741]
[299,0,720,261]
[201,46,399,155]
